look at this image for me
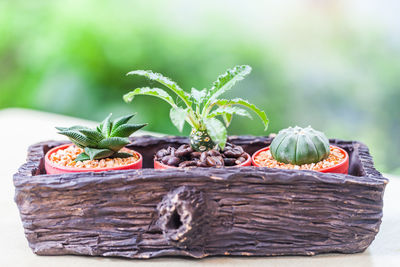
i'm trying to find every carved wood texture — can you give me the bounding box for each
[13,136,388,258]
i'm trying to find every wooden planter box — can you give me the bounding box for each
[14,136,388,259]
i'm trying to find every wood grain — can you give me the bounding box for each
[13,136,388,258]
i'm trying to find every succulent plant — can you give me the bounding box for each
[123,65,268,152]
[56,114,147,161]
[270,126,330,165]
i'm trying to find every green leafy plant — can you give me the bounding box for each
[56,114,147,161]
[123,65,268,151]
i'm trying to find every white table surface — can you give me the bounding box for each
[0,108,399,267]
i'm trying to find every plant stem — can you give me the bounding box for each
[187,109,200,129]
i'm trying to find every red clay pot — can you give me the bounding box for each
[154,152,252,169]
[45,144,143,175]
[251,145,349,174]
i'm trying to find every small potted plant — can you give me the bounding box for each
[45,113,147,174]
[123,65,269,168]
[252,126,349,173]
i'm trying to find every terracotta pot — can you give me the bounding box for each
[154,152,252,169]
[45,144,143,175]
[251,145,349,174]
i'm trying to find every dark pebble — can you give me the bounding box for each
[224,158,236,166]
[167,156,180,166]
[179,160,197,167]
[206,156,216,166]
[214,156,224,166]
[161,155,171,164]
[190,152,202,159]
[235,156,247,165]
[206,156,224,167]
[240,152,248,158]
[156,144,246,168]
[175,144,193,157]
[224,146,243,158]
[207,150,221,157]
[237,156,246,163]
[156,149,168,159]
[200,152,208,162]
[197,161,208,167]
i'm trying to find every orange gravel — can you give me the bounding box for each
[49,145,139,169]
[254,146,345,171]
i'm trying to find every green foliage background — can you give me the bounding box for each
[1,1,399,174]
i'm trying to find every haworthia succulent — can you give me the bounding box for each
[112,114,136,130]
[75,152,90,162]
[84,147,115,160]
[98,137,130,152]
[78,129,104,142]
[57,130,97,147]
[56,125,90,131]
[110,123,147,138]
[112,152,134,158]
[101,113,113,137]
[56,113,146,161]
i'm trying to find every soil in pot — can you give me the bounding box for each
[252,145,349,174]
[45,144,143,174]
[154,142,251,169]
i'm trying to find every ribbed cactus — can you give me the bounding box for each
[270,126,330,165]
[56,114,147,161]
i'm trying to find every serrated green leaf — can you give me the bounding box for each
[191,88,207,105]
[204,117,227,150]
[169,107,187,132]
[208,106,252,120]
[110,123,147,137]
[112,152,133,158]
[98,137,130,152]
[206,65,252,103]
[78,129,104,142]
[212,98,269,130]
[101,113,113,137]
[111,114,135,131]
[222,113,233,127]
[74,152,90,162]
[57,130,97,147]
[127,70,192,106]
[123,87,176,107]
[84,147,115,160]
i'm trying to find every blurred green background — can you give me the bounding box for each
[1,0,399,174]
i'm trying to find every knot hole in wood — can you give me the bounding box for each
[157,186,210,248]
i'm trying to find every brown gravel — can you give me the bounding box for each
[49,145,139,169]
[254,146,345,171]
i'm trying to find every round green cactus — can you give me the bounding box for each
[270,126,330,165]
